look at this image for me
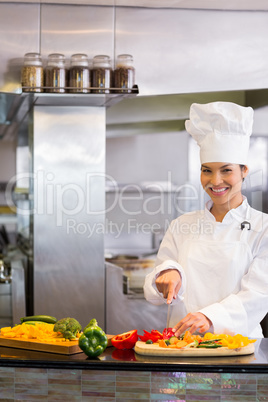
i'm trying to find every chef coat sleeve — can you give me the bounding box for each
[199,232,268,336]
[143,220,186,305]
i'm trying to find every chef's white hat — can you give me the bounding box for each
[185,101,254,164]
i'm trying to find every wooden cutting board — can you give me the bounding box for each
[0,334,114,355]
[134,341,255,357]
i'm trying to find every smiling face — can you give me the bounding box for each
[200,162,249,210]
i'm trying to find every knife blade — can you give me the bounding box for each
[166,303,171,329]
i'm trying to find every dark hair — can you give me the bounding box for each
[240,165,246,182]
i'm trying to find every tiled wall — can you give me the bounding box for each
[0,366,268,401]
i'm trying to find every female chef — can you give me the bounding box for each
[144,101,268,338]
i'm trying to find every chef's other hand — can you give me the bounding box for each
[155,269,181,304]
[172,312,212,337]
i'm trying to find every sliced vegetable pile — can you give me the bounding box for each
[0,315,82,343]
[0,323,80,343]
[138,329,162,343]
[141,328,256,350]
[110,327,256,351]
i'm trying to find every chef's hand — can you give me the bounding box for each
[173,312,212,337]
[155,269,181,304]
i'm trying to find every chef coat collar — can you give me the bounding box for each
[205,196,249,225]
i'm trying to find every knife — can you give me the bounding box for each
[166,303,171,329]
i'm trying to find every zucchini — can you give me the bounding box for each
[23,321,53,326]
[169,336,179,345]
[20,315,57,324]
[197,344,223,348]
[185,339,199,348]
[198,340,223,348]
[199,339,222,344]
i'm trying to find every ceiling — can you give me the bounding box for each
[1,0,268,11]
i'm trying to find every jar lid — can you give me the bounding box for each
[24,52,42,66]
[47,53,65,67]
[116,54,133,67]
[71,53,89,67]
[93,55,111,68]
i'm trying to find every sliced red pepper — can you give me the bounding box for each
[138,329,163,343]
[111,330,138,350]
[138,334,149,342]
[143,330,159,342]
[151,330,163,340]
[162,327,175,340]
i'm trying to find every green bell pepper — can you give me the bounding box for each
[78,318,108,357]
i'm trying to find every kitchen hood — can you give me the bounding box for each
[106,88,268,137]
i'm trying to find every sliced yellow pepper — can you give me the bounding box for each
[0,322,76,343]
[203,332,256,349]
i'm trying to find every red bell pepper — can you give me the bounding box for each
[111,330,138,350]
[138,329,163,343]
[162,327,175,340]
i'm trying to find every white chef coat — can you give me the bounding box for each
[143,197,268,338]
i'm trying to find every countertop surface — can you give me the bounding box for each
[1,338,268,373]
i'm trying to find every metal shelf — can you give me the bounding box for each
[0,86,139,140]
[30,87,139,107]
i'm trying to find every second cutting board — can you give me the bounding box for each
[0,334,114,355]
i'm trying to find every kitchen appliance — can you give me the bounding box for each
[105,262,168,335]
[106,255,155,295]
[0,250,26,328]
[0,258,12,328]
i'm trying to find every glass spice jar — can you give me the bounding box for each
[45,53,66,93]
[69,53,90,93]
[114,54,135,93]
[91,55,112,93]
[21,52,44,93]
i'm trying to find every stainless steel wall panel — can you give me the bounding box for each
[11,258,26,326]
[1,3,268,95]
[0,3,40,92]
[115,7,268,95]
[40,4,114,62]
[33,106,105,328]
